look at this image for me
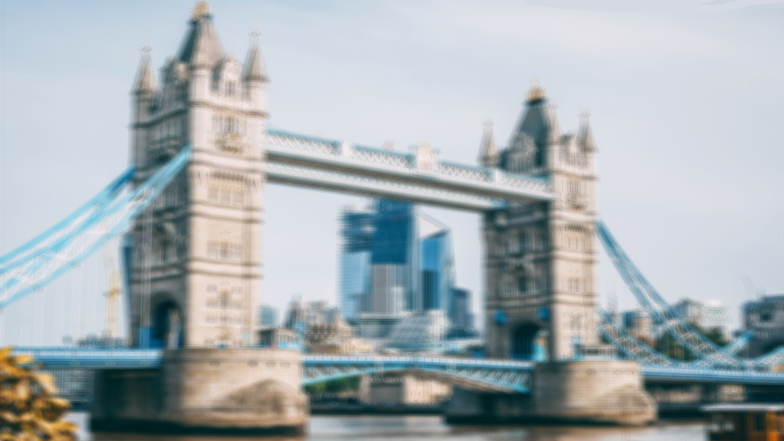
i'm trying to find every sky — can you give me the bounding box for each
[0,0,782,344]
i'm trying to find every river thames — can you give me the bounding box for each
[68,412,706,440]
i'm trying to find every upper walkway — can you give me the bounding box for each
[265,129,553,211]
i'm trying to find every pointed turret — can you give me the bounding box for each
[505,81,561,170]
[577,110,597,152]
[243,32,269,83]
[132,47,156,95]
[177,1,224,68]
[478,120,499,168]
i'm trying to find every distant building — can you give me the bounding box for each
[338,199,474,342]
[622,309,652,342]
[673,298,702,325]
[420,229,454,312]
[257,328,301,350]
[338,208,375,322]
[354,314,402,340]
[284,298,341,337]
[358,373,452,405]
[742,295,784,358]
[673,298,732,338]
[386,310,450,352]
[257,304,279,328]
[368,200,419,316]
[307,314,373,355]
[449,287,475,337]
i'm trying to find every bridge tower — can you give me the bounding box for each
[483,85,599,361]
[128,2,268,348]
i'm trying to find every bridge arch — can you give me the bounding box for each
[150,293,183,349]
[510,320,548,361]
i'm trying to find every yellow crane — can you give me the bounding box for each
[103,246,122,338]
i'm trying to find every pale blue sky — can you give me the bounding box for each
[0,0,782,343]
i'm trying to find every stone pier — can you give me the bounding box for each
[444,360,656,426]
[91,349,308,435]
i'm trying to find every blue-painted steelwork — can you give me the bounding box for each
[14,348,162,369]
[12,349,784,389]
[596,219,784,369]
[0,168,134,271]
[0,147,191,310]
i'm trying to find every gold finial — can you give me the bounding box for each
[191,1,210,19]
[526,77,545,102]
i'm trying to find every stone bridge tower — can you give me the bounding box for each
[128,2,268,348]
[483,85,598,361]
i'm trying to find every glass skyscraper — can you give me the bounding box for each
[339,199,472,339]
[421,229,454,312]
[338,208,375,322]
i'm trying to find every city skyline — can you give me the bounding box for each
[0,1,781,343]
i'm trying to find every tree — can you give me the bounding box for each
[304,382,326,396]
[304,376,360,399]
[0,347,77,441]
[655,325,729,361]
[324,376,359,394]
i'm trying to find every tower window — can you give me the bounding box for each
[225,81,236,96]
[518,275,528,294]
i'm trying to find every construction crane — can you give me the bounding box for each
[742,276,763,300]
[103,245,122,338]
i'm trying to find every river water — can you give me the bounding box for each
[67,412,706,440]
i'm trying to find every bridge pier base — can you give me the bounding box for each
[90,348,308,435]
[444,360,656,426]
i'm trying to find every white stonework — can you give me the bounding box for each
[484,90,599,361]
[128,6,269,349]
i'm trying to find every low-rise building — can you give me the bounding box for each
[673,298,732,339]
[257,328,302,350]
[742,295,784,358]
[622,309,652,342]
[358,373,452,405]
[258,304,279,328]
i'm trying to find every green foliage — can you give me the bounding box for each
[304,376,360,397]
[655,325,729,361]
[304,382,326,395]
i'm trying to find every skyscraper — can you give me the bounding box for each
[338,199,473,339]
[369,200,419,316]
[338,207,375,322]
[421,229,454,312]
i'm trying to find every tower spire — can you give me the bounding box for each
[132,44,155,94]
[578,109,597,152]
[243,28,269,83]
[478,120,499,168]
[177,1,224,67]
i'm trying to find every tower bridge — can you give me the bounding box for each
[1,2,783,433]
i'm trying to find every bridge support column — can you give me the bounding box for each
[444,360,656,426]
[90,349,308,435]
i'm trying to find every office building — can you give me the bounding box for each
[338,199,474,342]
[673,298,731,338]
[258,304,279,328]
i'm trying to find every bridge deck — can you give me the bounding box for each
[12,348,784,388]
